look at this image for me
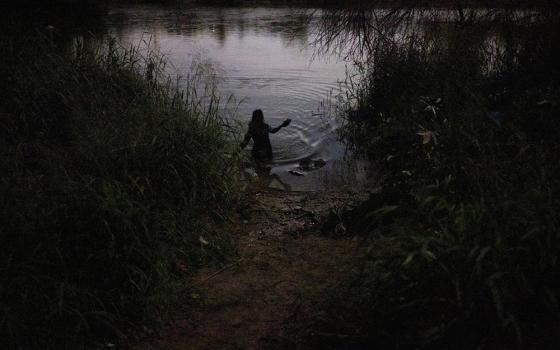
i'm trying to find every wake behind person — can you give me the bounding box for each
[240,109,291,160]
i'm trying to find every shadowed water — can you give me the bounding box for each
[105,5,372,191]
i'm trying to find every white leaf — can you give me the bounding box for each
[199,236,209,245]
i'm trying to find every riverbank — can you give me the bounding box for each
[132,184,371,349]
[293,7,560,349]
[5,2,560,349]
[0,34,242,349]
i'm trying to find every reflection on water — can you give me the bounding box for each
[106,5,372,191]
[241,157,372,192]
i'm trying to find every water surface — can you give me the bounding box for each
[106,5,370,191]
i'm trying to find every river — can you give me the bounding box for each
[104,5,371,191]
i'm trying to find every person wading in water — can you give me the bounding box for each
[240,109,291,160]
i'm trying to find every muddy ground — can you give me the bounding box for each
[134,184,369,350]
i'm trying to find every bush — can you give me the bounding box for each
[302,15,560,349]
[0,35,241,349]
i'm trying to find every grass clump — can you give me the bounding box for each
[0,34,241,349]
[297,12,560,350]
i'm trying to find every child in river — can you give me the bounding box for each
[240,109,291,160]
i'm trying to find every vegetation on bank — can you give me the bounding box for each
[0,33,241,349]
[3,1,560,349]
[295,7,560,350]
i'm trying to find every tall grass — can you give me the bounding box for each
[294,10,560,350]
[0,34,241,349]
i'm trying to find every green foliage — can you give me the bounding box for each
[0,36,241,349]
[305,16,560,350]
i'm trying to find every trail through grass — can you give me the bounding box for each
[133,185,369,350]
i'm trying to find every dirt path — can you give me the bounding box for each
[135,186,365,350]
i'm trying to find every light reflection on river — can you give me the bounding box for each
[106,5,371,191]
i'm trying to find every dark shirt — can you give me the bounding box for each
[241,123,282,160]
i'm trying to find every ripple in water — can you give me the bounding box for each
[106,5,372,191]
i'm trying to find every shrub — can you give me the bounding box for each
[0,35,241,349]
[303,14,560,350]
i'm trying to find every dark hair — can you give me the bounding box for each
[249,109,265,133]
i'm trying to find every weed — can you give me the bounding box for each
[301,8,560,350]
[0,34,242,349]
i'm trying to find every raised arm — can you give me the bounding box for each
[270,119,291,134]
[270,125,282,134]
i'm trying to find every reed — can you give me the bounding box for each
[0,34,242,349]
[296,9,560,350]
